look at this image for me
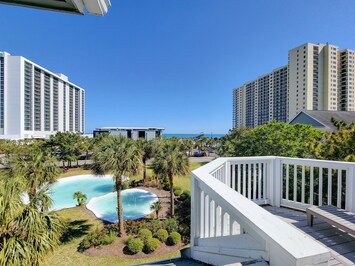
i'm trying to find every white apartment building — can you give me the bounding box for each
[233,43,355,129]
[0,52,85,139]
[233,66,288,129]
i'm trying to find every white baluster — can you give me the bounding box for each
[301,165,305,204]
[328,168,332,205]
[337,169,342,208]
[286,164,289,201]
[319,168,323,206]
[310,166,314,205]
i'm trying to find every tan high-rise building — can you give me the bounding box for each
[339,49,355,111]
[288,43,339,120]
[233,42,355,129]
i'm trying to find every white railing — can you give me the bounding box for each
[190,156,355,265]
[209,156,355,212]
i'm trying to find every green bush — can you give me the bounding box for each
[78,228,116,251]
[156,229,168,242]
[179,223,190,236]
[167,232,181,246]
[138,228,152,244]
[145,238,160,253]
[122,181,130,190]
[173,186,183,197]
[165,218,179,233]
[127,237,144,254]
[179,191,191,201]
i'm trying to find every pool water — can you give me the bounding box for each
[87,189,158,222]
[49,175,157,222]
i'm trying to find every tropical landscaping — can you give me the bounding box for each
[0,133,211,265]
[1,120,355,265]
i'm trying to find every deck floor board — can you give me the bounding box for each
[264,206,355,266]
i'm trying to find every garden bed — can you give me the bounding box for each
[83,237,184,258]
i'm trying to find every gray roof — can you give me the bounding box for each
[0,0,111,16]
[289,110,355,132]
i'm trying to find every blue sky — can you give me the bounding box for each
[1,0,355,134]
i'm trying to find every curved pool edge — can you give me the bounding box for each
[86,188,159,223]
[56,174,114,183]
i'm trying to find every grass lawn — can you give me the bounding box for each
[59,168,92,178]
[46,158,207,265]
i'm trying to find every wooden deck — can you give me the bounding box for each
[264,206,355,266]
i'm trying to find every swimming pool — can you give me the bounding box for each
[49,174,158,222]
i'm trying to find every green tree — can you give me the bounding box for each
[73,191,87,206]
[317,126,355,162]
[152,140,189,216]
[0,175,64,266]
[46,132,81,168]
[181,138,194,157]
[92,136,142,236]
[219,122,323,158]
[79,137,94,166]
[150,200,163,218]
[136,139,155,184]
[7,146,60,200]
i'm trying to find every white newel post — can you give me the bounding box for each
[268,157,281,207]
[267,159,273,205]
[345,165,355,212]
[273,157,282,207]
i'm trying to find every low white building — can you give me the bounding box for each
[93,127,164,141]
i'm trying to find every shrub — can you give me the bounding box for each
[156,229,168,242]
[173,186,183,197]
[167,232,181,246]
[148,219,161,234]
[145,238,160,253]
[179,223,190,237]
[127,237,144,254]
[138,229,152,244]
[78,228,115,251]
[179,191,191,201]
[165,218,179,233]
[122,181,130,190]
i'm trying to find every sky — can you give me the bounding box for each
[1,0,355,134]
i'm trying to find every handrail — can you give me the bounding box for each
[189,156,355,265]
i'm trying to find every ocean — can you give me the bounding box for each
[163,133,225,139]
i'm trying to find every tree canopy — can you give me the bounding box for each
[218,122,323,158]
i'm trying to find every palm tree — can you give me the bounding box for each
[182,138,194,156]
[0,175,64,266]
[7,146,60,200]
[136,139,155,184]
[79,137,94,166]
[73,191,87,206]
[152,140,189,216]
[150,200,163,218]
[92,136,142,236]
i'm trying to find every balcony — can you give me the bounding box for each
[190,157,355,265]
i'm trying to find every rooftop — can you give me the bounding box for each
[0,0,111,16]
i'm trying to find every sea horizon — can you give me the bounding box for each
[163,133,225,139]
